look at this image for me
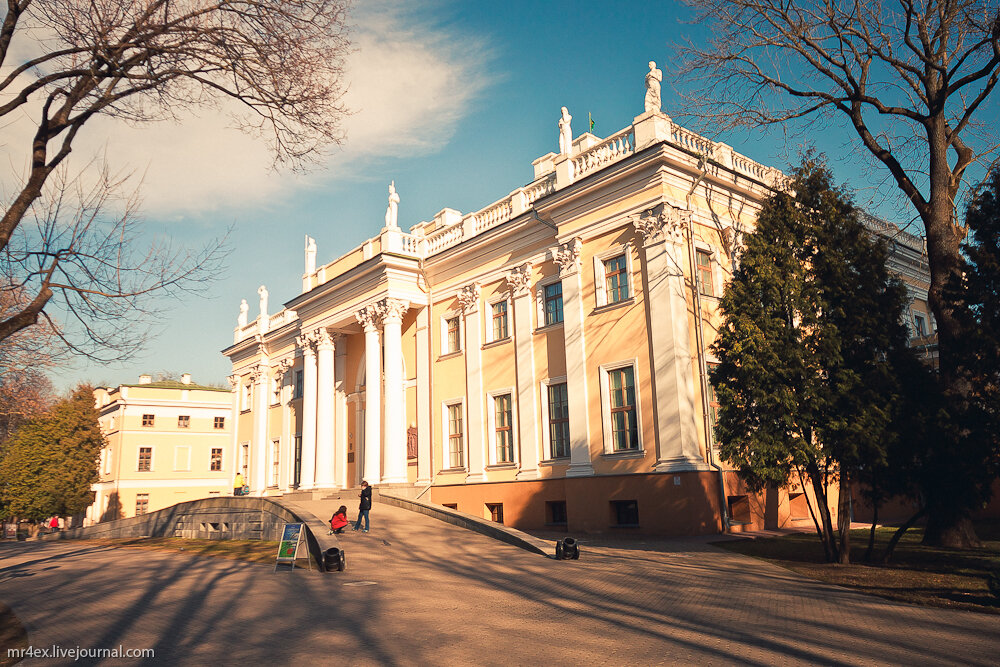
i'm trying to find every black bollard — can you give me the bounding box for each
[555,537,580,560]
[324,547,345,572]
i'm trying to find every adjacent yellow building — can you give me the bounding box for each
[222,67,934,536]
[87,374,235,523]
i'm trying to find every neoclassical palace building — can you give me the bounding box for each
[223,66,934,536]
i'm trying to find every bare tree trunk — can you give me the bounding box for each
[837,470,851,564]
[865,502,879,564]
[882,507,928,565]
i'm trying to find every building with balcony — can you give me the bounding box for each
[86,374,234,523]
[222,71,934,536]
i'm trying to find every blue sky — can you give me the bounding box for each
[48,0,991,390]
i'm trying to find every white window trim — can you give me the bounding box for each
[693,242,721,299]
[240,381,252,411]
[269,439,281,487]
[593,243,636,307]
[270,375,281,405]
[174,445,191,472]
[535,277,564,329]
[599,359,644,454]
[485,295,511,343]
[137,446,154,472]
[486,388,517,466]
[539,376,569,460]
[441,398,467,470]
[440,310,463,355]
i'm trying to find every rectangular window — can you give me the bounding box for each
[448,403,464,468]
[142,414,154,427]
[241,383,252,411]
[210,448,223,472]
[914,313,927,337]
[495,394,514,463]
[604,254,630,304]
[612,499,639,526]
[492,301,509,340]
[446,316,461,353]
[547,383,570,458]
[270,440,280,487]
[177,415,190,428]
[696,249,714,297]
[241,443,249,477]
[294,371,303,399]
[294,435,302,486]
[543,282,563,325]
[609,367,638,450]
[138,447,152,472]
[135,493,149,516]
[214,416,225,429]
[546,500,568,525]
[707,363,720,443]
[486,503,504,524]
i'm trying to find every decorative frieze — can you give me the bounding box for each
[552,238,582,278]
[458,283,481,314]
[506,263,532,297]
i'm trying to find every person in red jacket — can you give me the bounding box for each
[328,506,349,534]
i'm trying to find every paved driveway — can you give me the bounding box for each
[1,503,998,666]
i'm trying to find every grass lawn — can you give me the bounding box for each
[88,537,285,565]
[714,520,1000,614]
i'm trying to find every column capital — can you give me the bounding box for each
[632,204,688,247]
[226,374,239,389]
[379,298,409,324]
[355,304,381,333]
[296,330,319,353]
[275,358,294,378]
[506,262,532,297]
[458,283,481,314]
[315,327,335,351]
[552,238,582,278]
[249,363,268,383]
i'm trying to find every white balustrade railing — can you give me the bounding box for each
[670,124,715,157]
[473,198,513,233]
[400,232,422,255]
[571,127,635,181]
[524,174,556,205]
[425,222,464,255]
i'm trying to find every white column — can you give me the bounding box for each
[296,332,318,489]
[508,263,540,479]
[252,363,270,493]
[334,335,349,489]
[415,307,432,485]
[635,207,708,471]
[459,283,486,482]
[357,305,383,484]
[381,298,409,483]
[276,359,293,491]
[314,328,336,488]
[554,239,595,477]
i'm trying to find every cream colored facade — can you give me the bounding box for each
[223,84,933,536]
[86,375,234,523]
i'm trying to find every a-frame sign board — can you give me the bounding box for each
[274,522,310,572]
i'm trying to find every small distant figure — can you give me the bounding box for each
[644,61,662,113]
[385,181,400,229]
[49,516,59,533]
[558,107,573,155]
[329,505,349,535]
[353,481,372,533]
[233,472,244,497]
[238,299,249,328]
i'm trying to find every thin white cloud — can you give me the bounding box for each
[0,0,492,217]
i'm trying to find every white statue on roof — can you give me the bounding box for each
[305,235,317,274]
[258,285,269,319]
[558,107,572,155]
[237,299,249,328]
[645,61,662,113]
[385,181,400,229]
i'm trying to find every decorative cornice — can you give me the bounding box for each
[380,298,409,323]
[355,304,381,332]
[506,262,532,297]
[458,283,481,314]
[552,238,582,278]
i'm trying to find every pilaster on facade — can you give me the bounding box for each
[356,304,383,484]
[275,358,294,490]
[507,263,540,480]
[634,206,709,472]
[415,307,432,485]
[553,239,595,477]
[380,298,410,484]
[314,327,336,488]
[459,283,487,482]
[296,331,319,489]
[334,335,349,489]
[251,362,270,494]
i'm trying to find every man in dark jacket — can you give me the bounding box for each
[353,481,372,532]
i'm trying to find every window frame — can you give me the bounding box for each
[540,377,570,460]
[240,381,252,412]
[141,413,155,427]
[599,359,643,454]
[269,439,281,488]
[177,415,190,429]
[536,278,564,328]
[135,493,149,516]
[440,311,463,355]
[695,248,715,298]
[442,400,466,470]
[593,244,636,308]
[487,390,516,466]
[485,297,510,344]
[137,446,153,472]
[210,447,223,472]
[214,416,226,430]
